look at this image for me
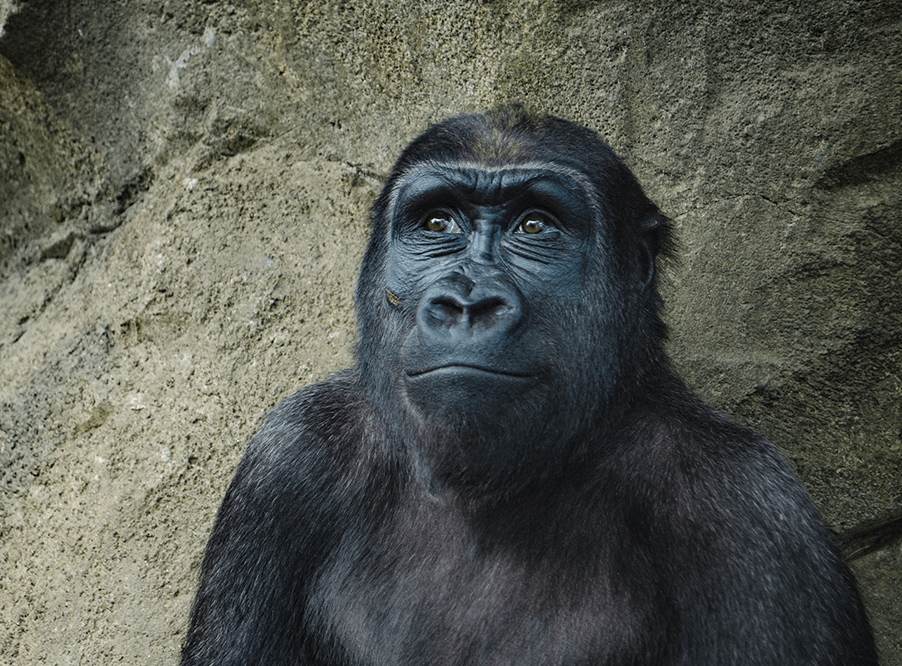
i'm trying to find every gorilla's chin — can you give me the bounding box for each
[401,370,564,488]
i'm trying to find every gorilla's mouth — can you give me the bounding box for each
[406,364,533,379]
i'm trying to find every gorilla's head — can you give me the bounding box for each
[355,107,669,490]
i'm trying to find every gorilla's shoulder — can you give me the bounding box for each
[629,384,812,516]
[674,405,798,487]
[233,370,373,496]
[656,397,824,535]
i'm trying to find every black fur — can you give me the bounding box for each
[182,108,877,665]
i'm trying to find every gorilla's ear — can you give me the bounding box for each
[638,212,670,290]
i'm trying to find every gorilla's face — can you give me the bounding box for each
[378,163,621,478]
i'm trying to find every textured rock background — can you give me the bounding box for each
[0,1,899,663]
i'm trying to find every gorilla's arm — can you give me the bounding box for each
[653,403,875,665]
[181,381,358,666]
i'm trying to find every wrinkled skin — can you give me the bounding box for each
[383,162,631,487]
[181,108,877,666]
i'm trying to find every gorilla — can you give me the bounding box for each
[181,107,877,665]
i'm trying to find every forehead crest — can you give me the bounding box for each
[472,128,521,162]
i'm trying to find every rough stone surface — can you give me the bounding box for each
[0,1,899,663]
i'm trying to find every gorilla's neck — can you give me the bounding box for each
[381,383,657,506]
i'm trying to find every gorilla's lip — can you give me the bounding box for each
[406,364,533,379]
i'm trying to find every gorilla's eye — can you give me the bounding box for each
[518,214,548,235]
[423,214,461,234]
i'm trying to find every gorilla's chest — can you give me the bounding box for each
[310,498,664,666]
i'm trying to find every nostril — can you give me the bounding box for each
[426,297,465,327]
[469,297,509,328]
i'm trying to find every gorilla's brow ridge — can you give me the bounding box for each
[384,160,602,230]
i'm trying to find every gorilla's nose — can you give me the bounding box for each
[418,274,523,344]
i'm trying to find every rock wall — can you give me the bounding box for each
[0,1,899,663]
